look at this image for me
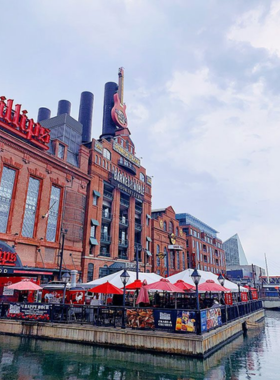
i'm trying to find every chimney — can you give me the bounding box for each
[70,270,78,288]
[57,100,71,116]
[37,107,51,122]
[78,91,94,143]
[100,82,118,139]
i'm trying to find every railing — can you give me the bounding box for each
[119,217,129,227]
[135,206,142,214]
[0,300,263,334]
[118,239,128,248]
[102,211,112,220]
[100,233,111,244]
[120,198,129,208]
[103,191,113,200]
[135,223,142,231]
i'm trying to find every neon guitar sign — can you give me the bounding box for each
[0,96,50,150]
[111,68,128,129]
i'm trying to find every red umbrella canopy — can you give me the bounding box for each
[125,279,143,290]
[174,280,195,291]
[89,281,123,295]
[244,285,257,291]
[198,279,230,292]
[7,279,42,291]
[136,284,150,304]
[145,278,184,293]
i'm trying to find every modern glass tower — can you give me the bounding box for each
[223,234,248,267]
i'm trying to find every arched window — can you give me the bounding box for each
[99,157,101,165]
[157,245,160,267]
[87,263,94,282]
[164,247,168,267]
[103,148,111,160]
[169,221,174,234]
[95,155,98,164]
[163,221,167,231]
[103,159,105,168]
[176,227,179,236]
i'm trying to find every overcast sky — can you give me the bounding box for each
[1,0,280,271]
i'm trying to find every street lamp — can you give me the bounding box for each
[191,268,201,310]
[134,244,142,280]
[59,229,68,280]
[120,269,130,329]
[62,272,71,305]
[218,273,225,287]
[237,278,241,302]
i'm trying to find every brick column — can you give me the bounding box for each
[110,189,120,259]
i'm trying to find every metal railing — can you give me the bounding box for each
[100,233,111,244]
[103,191,113,200]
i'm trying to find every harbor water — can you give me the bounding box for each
[0,310,279,380]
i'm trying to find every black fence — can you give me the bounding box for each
[0,299,263,335]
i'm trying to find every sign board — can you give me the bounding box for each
[200,307,222,332]
[175,311,197,333]
[0,97,50,150]
[109,170,144,200]
[113,141,141,167]
[168,245,183,251]
[7,303,51,321]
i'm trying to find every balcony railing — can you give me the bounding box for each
[135,205,142,214]
[99,251,110,257]
[118,239,128,248]
[118,159,137,175]
[100,233,111,244]
[119,217,129,227]
[118,253,128,260]
[135,223,142,231]
[103,191,113,200]
[120,198,129,208]
[102,211,112,221]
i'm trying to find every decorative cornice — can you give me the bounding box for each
[28,167,46,179]
[50,176,66,187]
[1,155,23,170]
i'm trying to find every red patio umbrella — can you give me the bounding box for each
[174,280,195,291]
[88,281,123,295]
[145,278,184,293]
[125,279,143,290]
[7,279,42,291]
[136,284,150,304]
[197,280,230,292]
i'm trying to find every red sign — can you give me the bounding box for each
[0,248,17,266]
[0,97,50,150]
[251,290,258,300]
[224,292,233,305]
[241,292,248,302]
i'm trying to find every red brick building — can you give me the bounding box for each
[175,213,226,274]
[151,207,187,277]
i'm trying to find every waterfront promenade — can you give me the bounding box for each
[0,301,264,358]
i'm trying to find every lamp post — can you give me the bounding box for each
[62,272,71,305]
[191,268,201,311]
[218,273,225,305]
[58,229,68,280]
[120,269,130,329]
[237,278,241,302]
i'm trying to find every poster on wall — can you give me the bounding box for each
[126,309,155,329]
[7,303,51,321]
[175,311,197,333]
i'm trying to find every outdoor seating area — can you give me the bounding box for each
[0,268,262,335]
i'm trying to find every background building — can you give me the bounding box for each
[175,213,226,274]
[151,206,187,277]
[223,233,248,267]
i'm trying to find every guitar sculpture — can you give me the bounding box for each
[111,67,128,129]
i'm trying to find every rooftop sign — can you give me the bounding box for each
[0,97,50,150]
[113,141,141,167]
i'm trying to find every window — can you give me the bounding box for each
[204,255,207,263]
[22,177,40,237]
[186,240,189,247]
[164,247,168,267]
[182,252,185,270]
[192,240,195,248]
[163,221,167,231]
[93,194,98,206]
[103,159,105,168]
[197,232,200,238]
[0,167,16,233]
[46,186,61,242]
[157,245,160,266]
[58,144,65,159]
[175,227,178,236]
[140,173,145,182]
[171,252,175,269]
[103,149,111,160]
[203,244,207,252]
[90,225,96,238]
[177,251,180,270]
[95,155,98,164]
[169,221,174,234]
[87,263,94,282]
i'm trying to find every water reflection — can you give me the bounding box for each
[0,311,279,379]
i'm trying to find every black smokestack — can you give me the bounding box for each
[37,107,51,122]
[78,91,94,143]
[57,100,71,116]
[100,82,118,139]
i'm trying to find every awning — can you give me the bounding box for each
[89,238,98,246]
[146,214,151,219]
[93,190,101,197]
[146,250,152,257]
[91,219,99,226]
[146,237,152,242]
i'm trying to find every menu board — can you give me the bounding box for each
[175,311,196,333]
[153,309,177,330]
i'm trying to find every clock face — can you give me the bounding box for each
[116,109,127,126]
